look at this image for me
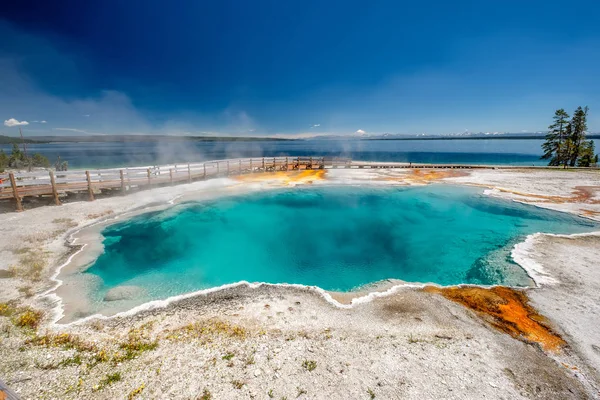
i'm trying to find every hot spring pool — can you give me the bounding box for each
[80,185,598,305]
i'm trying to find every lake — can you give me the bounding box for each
[0,138,545,169]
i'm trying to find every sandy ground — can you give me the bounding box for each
[1,167,600,399]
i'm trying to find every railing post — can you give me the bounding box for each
[203,163,207,179]
[217,162,220,175]
[285,157,288,170]
[273,157,276,172]
[227,161,230,176]
[239,159,242,174]
[188,163,192,183]
[262,157,265,170]
[120,169,126,194]
[147,168,152,186]
[9,172,23,212]
[49,170,61,206]
[250,158,253,173]
[169,168,174,184]
[85,170,95,201]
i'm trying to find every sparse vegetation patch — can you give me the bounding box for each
[127,383,145,399]
[0,303,43,330]
[165,319,247,342]
[27,332,98,353]
[301,360,317,372]
[94,372,122,391]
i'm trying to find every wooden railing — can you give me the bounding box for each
[4,156,584,212]
[0,157,351,211]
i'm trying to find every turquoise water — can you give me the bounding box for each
[83,185,598,301]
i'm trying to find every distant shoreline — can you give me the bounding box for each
[1,134,598,145]
[363,135,547,141]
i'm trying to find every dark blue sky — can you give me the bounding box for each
[1,0,599,136]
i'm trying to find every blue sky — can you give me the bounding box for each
[1,0,599,137]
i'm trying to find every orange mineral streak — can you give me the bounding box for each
[424,286,565,352]
[581,209,600,217]
[235,169,326,184]
[496,185,600,205]
[376,169,469,184]
[409,169,469,182]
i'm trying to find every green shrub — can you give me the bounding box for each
[31,153,50,168]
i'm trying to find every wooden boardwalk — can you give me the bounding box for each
[0,156,576,212]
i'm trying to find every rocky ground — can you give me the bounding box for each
[0,167,599,399]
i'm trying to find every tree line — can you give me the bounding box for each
[542,106,598,167]
[0,143,51,173]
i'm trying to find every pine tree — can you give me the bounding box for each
[568,106,589,167]
[542,106,595,168]
[562,123,574,168]
[577,140,598,167]
[541,109,570,166]
[8,143,25,167]
[0,149,7,172]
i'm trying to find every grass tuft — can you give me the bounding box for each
[165,319,247,342]
[87,210,115,220]
[18,286,34,298]
[27,332,98,352]
[113,323,159,362]
[222,352,235,361]
[8,249,50,282]
[301,360,317,372]
[52,218,78,228]
[127,383,145,399]
[14,308,43,330]
[231,380,244,389]
[58,354,83,368]
[0,302,15,317]
[94,372,122,391]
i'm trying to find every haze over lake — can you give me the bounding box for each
[1,138,545,169]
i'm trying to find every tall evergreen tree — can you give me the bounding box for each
[577,140,598,167]
[561,123,574,169]
[0,149,7,172]
[541,109,570,166]
[568,106,589,167]
[8,143,24,167]
[542,106,595,167]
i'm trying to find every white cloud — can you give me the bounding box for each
[355,129,366,135]
[4,118,29,127]
[31,120,47,123]
[311,124,321,128]
[83,114,90,117]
